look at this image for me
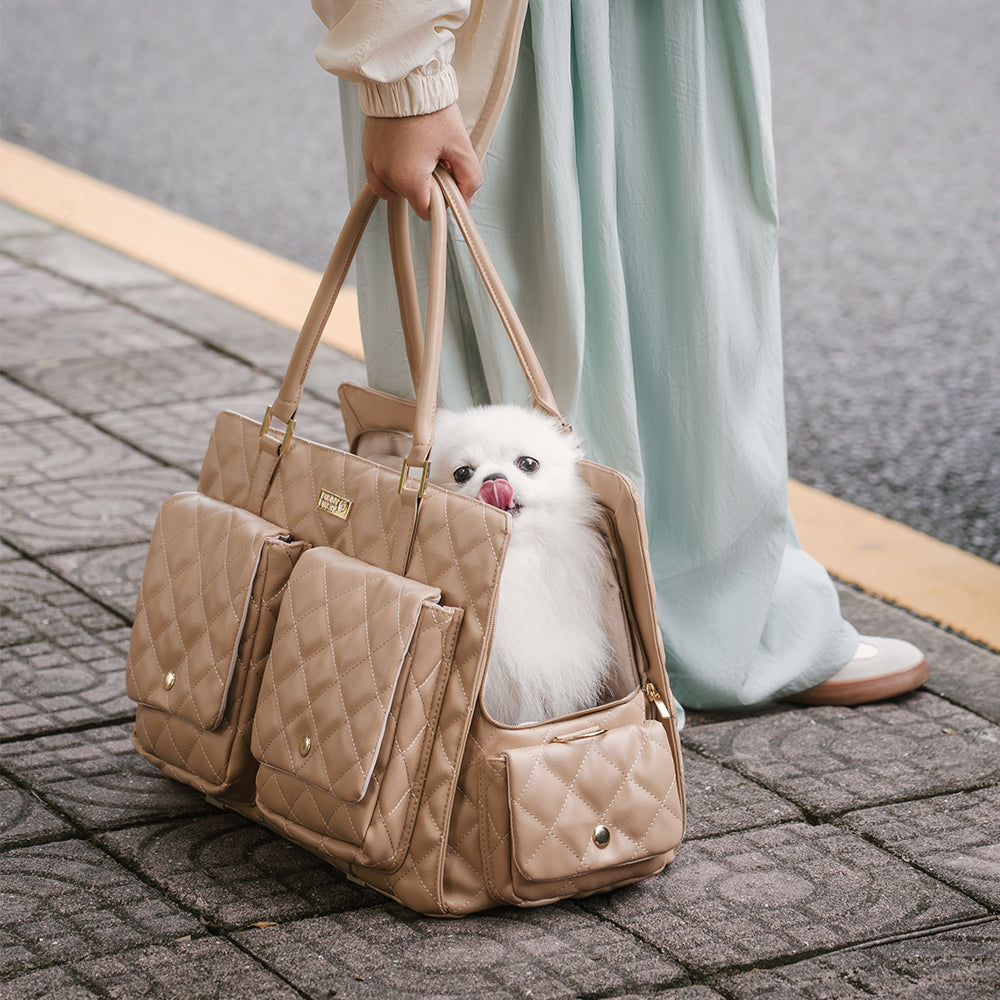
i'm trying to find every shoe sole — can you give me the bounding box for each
[786,658,930,706]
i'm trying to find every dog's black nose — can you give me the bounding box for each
[481,473,509,484]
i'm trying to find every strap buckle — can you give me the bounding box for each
[398,460,430,498]
[259,405,296,457]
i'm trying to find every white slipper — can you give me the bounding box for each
[786,636,929,706]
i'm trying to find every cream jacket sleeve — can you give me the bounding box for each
[311,0,470,118]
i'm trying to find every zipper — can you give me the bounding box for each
[644,682,672,721]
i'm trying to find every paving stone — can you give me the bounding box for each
[113,280,307,369]
[1,414,158,489]
[718,918,1000,999]
[42,544,148,621]
[0,204,57,239]
[69,937,305,1000]
[579,822,985,976]
[0,839,199,975]
[1,559,128,647]
[0,261,105,318]
[840,785,1000,907]
[0,466,195,557]
[0,561,134,738]
[232,903,688,1000]
[114,279,368,394]
[837,584,1000,724]
[1,725,209,830]
[6,345,276,417]
[0,230,172,290]
[614,991,726,1000]
[1,304,192,367]
[683,752,803,840]
[0,775,73,848]
[91,390,349,475]
[0,963,97,1000]
[681,693,1000,817]
[0,641,133,739]
[0,375,68,423]
[99,811,378,928]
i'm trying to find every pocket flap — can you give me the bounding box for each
[252,547,442,803]
[504,722,679,883]
[127,492,291,732]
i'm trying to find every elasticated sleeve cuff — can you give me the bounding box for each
[359,65,460,118]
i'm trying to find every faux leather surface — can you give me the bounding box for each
[250,546,441,804]
[505,722,681,883]
[127,492,284,731]
[127,492,307,798]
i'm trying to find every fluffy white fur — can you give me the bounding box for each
[430,404,613,726]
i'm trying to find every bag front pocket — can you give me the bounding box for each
[478,720,684,904]
[127,491,308,799]
[251,546,462,871]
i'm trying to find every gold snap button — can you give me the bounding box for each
[593,825,611,849]
[163,671,175,690]
[299,735,312,757]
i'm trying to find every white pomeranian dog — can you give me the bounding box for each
[430,404,614,726]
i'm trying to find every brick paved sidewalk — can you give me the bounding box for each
[1,201,998,999]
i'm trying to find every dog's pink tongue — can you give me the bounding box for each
[478,479,516,511]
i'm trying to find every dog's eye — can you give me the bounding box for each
[516,456,539,474]
[453,465,474,484]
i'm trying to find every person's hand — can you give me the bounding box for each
[362,103,484,221]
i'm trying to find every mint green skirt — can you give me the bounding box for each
[339,0,857,710]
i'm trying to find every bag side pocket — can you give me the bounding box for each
[127,492,307,799]
[252,547,462,872]
[478,719,684,904]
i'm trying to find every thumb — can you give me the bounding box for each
[440,144,485,206]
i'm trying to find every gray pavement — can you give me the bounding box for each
[2,0,998,563]
[2,202,999,998]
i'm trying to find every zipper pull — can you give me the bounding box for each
[644,682,672,720]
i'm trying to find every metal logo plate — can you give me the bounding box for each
[316,489,353,521]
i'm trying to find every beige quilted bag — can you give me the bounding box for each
[126,170,685,914]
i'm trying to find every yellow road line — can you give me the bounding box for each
[3,140,997,651]
[789,481,998,651]
[0,140,363,359]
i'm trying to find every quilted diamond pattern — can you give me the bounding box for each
[128,497,307,799]
[198,411,260,511]
[505,721,679,881]
[253,592,463,869]
[251,546,441,803]
[127,492,289,731]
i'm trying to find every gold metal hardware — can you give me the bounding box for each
[397,460,430,498]
[552,727,607,744]
[644,682,671,721]
[259,405,296,457]
[299,735,312,757]
[316,489,353,521]
[593,825,611,849]
[163,671,176,690]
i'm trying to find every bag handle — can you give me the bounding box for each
[387,168,564,425]
[263,168,564,474]
[387,197,425,391]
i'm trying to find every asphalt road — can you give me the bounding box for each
[2,0,997,563]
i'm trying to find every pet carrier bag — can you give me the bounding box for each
[126,168,685,914]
